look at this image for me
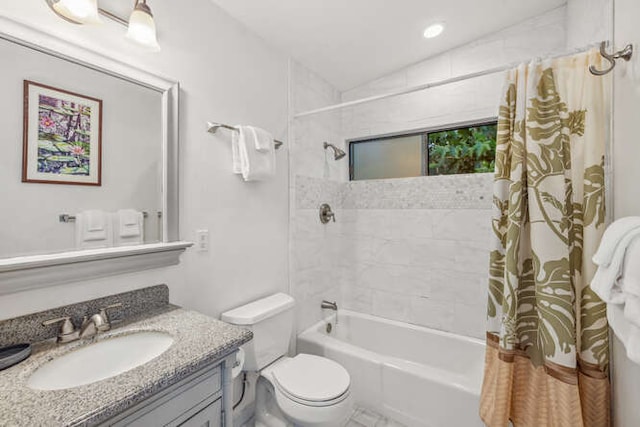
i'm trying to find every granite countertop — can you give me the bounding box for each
[0,307,252,426]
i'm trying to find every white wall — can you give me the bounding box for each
[610,0,640,424]
[0,0,290,320]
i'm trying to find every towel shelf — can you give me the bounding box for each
[59,211,155,223]
[207,122,284,149]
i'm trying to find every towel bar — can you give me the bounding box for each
[207,122,284,149]
[59,211,153,223]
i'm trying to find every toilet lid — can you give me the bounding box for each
[272,354,350,402]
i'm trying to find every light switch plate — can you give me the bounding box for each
[195,230,209,252]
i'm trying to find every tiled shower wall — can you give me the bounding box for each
[337,176,493,339]
[291,1,611,339]
[290,61,346,333]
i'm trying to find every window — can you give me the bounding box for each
[349,121,497,181]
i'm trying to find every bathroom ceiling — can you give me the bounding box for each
[210,0,567,91]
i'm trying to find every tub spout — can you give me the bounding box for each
[321,300,338,311]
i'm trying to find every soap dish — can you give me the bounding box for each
[0,344,31,371]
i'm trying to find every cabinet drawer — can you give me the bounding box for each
[110,365,221,427]
[178,399,221,427]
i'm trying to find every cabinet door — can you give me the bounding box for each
[107,365,222,427]
[178,399,221,427]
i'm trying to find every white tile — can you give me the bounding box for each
[430,209,492,242]
[341,285,373,313]
[372,290,412,323]
[410,296,455,331]
[406,53,452,87]
[390,210,435,240]
[427,269,485,305]
[453,301,487,339]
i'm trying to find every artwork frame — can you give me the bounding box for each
[22,80,102,186]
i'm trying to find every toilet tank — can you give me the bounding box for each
[221,293,295,371]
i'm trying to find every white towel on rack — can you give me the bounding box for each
[592,217,640,303]
[593,216,640,266]
[250,126,274,152]
[232,125,276,181]
[592,219,640,365]
[75,210,112,249]
[608,304,640,364]
[113,209,144,246]
[622,239,640,325]
[231,127,243,174]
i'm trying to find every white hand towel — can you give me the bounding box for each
[235,125,276,181]
[114,209,144,246]
[591,227,640,303]
[75,210,112,249]
[231,127,242,174]
[609,304,640,364]
[593,216,640,266]
[248,126,274,152]
[621,239,640,327]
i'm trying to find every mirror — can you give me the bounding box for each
[0,18,179,262]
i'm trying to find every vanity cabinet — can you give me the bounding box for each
[101,361,227,427]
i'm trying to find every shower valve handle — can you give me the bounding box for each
[319,204,336,224]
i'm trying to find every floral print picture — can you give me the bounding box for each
[23,81,102,185]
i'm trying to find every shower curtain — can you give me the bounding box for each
[480,50,611,427]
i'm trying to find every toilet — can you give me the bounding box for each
[221,293,353,427]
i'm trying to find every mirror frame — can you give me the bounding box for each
[0,16,191,294]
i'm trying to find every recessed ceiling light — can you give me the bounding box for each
[423,23,445,39]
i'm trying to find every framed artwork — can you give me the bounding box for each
[22,80,102,185]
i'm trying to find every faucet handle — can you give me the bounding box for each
[98,303,123,329]
[42,316,78,343]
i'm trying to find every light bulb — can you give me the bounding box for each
[126,1,160,51]
[52,0,102,24]
[423,23,445,39]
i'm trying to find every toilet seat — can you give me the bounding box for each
[267,354,351,407]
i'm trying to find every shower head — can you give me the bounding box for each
[323,142,346,160]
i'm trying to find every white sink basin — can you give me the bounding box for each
[27,331,173,390]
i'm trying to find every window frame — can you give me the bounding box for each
[348,117,498,181]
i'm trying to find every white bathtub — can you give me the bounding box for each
[297,310,485,427]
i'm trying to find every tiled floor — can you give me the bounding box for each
[342,407,407,427]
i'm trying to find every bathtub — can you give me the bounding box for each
[297,310,485,427]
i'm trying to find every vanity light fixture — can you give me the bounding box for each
[423,22,445,39]
[49,0,102,24]
[45,0,160,51]
[126,0,160,51]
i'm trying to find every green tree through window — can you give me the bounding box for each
[427,124,497,176]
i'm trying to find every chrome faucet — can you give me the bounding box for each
[321,300,338,311]
[43,303,123,343]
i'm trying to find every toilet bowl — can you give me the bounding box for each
[258,354,353,426]
[221,294,353,427]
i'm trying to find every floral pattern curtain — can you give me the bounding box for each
[480,50,611,427]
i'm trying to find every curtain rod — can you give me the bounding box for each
[293,43,604,119]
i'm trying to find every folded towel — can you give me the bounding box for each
[591,220,640,303]
[593,216,640,266]
[621,239,640,326]
[609,304,640,364]
[231,127,242,174]
[248,126,274,152]
[232,125,276,181]
[114,209,144,246]
[75,210,112,249]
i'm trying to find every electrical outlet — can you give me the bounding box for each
[196,230,209,252]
